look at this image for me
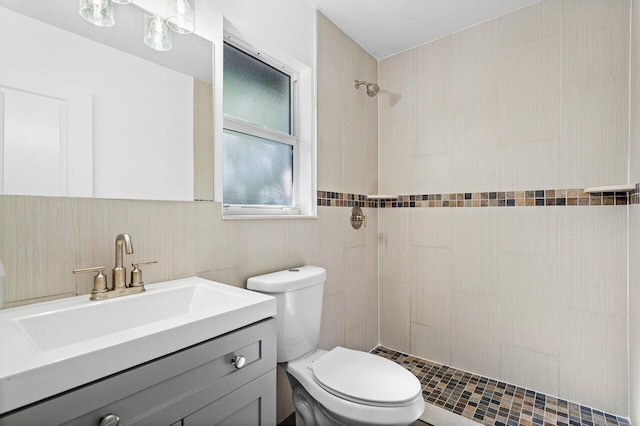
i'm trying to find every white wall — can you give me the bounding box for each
[0,7,194,201]
[139,0,318,69]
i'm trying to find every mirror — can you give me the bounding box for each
[0,0,213,201]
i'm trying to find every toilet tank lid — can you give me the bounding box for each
[247,266,326,293]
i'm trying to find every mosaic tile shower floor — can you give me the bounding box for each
[372,347,631,426]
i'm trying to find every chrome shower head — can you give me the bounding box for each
[354,80,380,97]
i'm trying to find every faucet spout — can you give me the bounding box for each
[113,233,134,290]
[115,233,133,268]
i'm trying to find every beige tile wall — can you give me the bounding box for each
[379,0,630,194]
[0,196,378,419]
[629,0,640,423]
[0,200,377,313]
[0,12,379,424]
[193,79,214,201]
[629,206,640,423]
[633,0,640,186]
[378,0,631,417]
[380,206,629,415]
[0,199,377,421]
[317,13,378,197]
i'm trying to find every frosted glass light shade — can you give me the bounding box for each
[223,130,294,206]
[166,0,195,34]
[144,14,172,52]
[79,0,114,27]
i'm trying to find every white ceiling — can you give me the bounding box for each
[306,0,542,59]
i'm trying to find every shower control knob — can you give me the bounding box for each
[232,355,246,369]
[99,414,120,426]
[350,206,366,229]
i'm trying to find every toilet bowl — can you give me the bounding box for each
[286,347,424,425]
[247,266,424,426]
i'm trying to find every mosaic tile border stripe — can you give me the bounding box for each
[318,184,640,208]
[372,347,631,426]
[316,191,378,208]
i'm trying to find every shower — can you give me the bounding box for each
[354,79,380,97]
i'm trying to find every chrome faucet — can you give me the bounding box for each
[113,233,133,290]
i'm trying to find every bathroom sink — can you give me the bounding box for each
[15,281,254,352]
[0,277,276,414]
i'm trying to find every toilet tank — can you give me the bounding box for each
[247,266,326,363]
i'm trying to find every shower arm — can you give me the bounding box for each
[354,79,380,97]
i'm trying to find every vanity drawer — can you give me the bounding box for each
[183,369,276,425]
[0,318,276,426]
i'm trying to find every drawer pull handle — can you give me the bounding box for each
[232,355,246,369]
[99,414,120,426]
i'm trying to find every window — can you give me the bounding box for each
[222,39,299,215]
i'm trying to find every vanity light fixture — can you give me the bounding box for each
[166,0,196,34]
[79,0,114,27]
[79,0,196,52]
[144,14,172,52]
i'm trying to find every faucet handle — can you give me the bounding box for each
[73,266,108,298]
[130,261,157,287]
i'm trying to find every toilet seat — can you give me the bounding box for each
[285,349,425,426]
[311,347,422,407]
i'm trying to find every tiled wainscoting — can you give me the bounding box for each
[372,347,631,426]
[318,185,640,209]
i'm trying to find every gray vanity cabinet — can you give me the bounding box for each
[0,318,276,426]
[182,371,274,425]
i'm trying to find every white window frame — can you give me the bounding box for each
[222,34,301,216]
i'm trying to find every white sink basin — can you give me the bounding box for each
[15,282,253,352]
[0,277,276,414]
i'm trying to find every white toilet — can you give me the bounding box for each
[247,266,425,426]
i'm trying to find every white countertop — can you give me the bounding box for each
[0,277,276,414]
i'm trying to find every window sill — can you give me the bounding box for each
[222,214,318,220]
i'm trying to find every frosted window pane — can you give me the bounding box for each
[223,130,293,205]
[223,43,291,134]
